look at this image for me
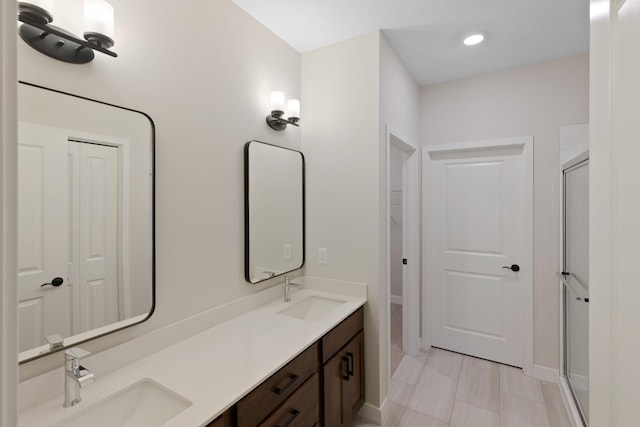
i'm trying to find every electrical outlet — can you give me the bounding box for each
[318,248,327,264]
[284,244,292,260]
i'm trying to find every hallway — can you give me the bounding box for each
[356,349,572,427]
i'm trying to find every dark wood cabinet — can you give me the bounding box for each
[323,310,364,427]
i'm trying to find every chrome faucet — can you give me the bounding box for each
[283,275,301,302]
[63,347,95,408]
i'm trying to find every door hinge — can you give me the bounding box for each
[402,259,407,265]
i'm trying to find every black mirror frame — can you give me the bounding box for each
[244,140,305,284]
[18,81,156,364]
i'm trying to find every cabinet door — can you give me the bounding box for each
[323,331,365,427]
[342,331,365,424]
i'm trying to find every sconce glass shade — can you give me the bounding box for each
[287,99,300,120]
[270,91,286,114]
[267,93,300,131]
[18,1,53,24]
[84,0,114,48]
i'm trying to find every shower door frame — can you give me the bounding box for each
[561,151,589,427]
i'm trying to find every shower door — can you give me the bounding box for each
[562,153,589,425]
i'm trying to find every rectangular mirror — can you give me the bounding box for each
[18,82,155,363]
[245,141,304,283]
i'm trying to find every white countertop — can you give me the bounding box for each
[19,287,366,427]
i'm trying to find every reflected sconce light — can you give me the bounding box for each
[17,0,117,64]
[266,91,300,131]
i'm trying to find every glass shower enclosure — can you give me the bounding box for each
[562,152,589,425]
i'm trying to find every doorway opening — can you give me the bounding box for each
[386,128,420,379]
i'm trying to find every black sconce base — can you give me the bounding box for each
[266,114,288,131]
[17,9,117,64]
[19,23,95,64]
[266,111,300,131]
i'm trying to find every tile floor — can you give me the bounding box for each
[390,303,404,375]
[354,305,573,427]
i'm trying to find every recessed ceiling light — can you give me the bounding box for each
[463,34,485,46]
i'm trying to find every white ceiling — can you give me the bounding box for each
[232,0,590,86]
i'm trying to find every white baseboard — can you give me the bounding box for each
[559,377,585,427]
[390,295,403,305]
[358,399,385,425]
[533,364,560,383]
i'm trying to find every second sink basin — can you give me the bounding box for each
[51,378,191,427]
[278,296,345,321]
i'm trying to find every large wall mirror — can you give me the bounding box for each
[245,141,304,284]
[18,82,155,363]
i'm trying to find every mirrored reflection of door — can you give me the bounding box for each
[18,123,121,352]
[17,123,72,352]
[69,141,119,332]
[563,154,589,425]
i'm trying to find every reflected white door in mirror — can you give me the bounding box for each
[17,82,155,363]
[19,124,122,353]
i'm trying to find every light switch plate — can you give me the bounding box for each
[318,248,327,264]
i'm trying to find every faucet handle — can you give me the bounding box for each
[45,334,64,350]
[65,347,91,360]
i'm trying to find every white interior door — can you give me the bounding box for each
[17,123,71,352]
[426,139,533,368]
[69,141,120,332]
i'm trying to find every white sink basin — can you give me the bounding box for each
[278,296,345,321]
[51,378,191,427]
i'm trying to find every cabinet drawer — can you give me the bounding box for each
[259,373,320,427]
[322,308,363,363]
[238,342,319,427]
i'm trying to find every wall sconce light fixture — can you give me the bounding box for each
[266,91,300,131]
[17,0,117,64]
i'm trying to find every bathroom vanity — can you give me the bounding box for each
[18,282,367,427]
[221,308,364,427]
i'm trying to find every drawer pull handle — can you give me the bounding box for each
[342,356,350,381]
[346,352,354,377]
[274,374,299,395]
[279,409,301,427]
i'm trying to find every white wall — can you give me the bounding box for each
[379,34,420,412]
[1,0,18,425]
[589,0,640,424]
[302,31,384,408]
[382,33,422,305]
[301,31,420,417]
[420,54,589,371]
[17,0,301,378]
